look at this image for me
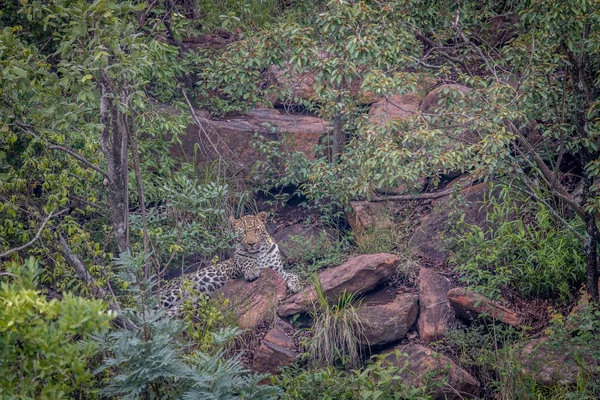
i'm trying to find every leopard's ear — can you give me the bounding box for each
[229,215,239,226]
[257,211,268,224]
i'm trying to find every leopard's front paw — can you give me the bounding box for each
[287,276,304,294]
[244,268,261,282]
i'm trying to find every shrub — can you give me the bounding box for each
[274,353,432,400]
[0,257,113,399]
[285,229,350,280]
[451,185,585,303]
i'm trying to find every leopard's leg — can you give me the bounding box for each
[241,258,261,281]
[260,244,303,293]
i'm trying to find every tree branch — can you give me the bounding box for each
[0,209,68,258]
[369,180,477,202]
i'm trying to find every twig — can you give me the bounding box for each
[0,209,68,258]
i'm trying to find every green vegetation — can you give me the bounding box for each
[0,258,113,399]
[274,354,432,400]
[2,0,600,398]
[452,184,586,302]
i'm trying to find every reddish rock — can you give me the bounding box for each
[382,344,480,399]
[347,201,393,233]
[253,327,298,374]
[175,108,328,183]
[420,84,471,114]
[265,64,317,105]
[273,223,338,263]
[219,269,287,329]
[408,181,495,261]
[369,93,422,125]
[417,268,455,342]
[278,253,400,317]
[358,292,419,347]
[518,337,598,386]
[447,287,521,327]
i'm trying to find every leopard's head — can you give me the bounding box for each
[229,211,270,253]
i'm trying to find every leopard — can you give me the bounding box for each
[159,211,303,316]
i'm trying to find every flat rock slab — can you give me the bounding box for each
[517,337,598,386]
[277,253,400,317]
[448,287,521,327]
[252,327,298,374]
[417,268,455,342]
[219,268,287,329]
[358,292,419,347]
[382,344,480,400]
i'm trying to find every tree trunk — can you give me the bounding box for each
[100,72,130,253]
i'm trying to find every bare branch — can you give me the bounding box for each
[0,209,68,258]
[370,180,476,202]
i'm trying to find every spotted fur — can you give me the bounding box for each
[159,211,303,316]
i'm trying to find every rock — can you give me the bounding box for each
[486,13,520,48]
[273,223,338,263]
[265,64,317,105]
[420,84,471,114]
[382,344,480,399]
[368,93,422,125]
[417,268,455,342]
[408,181,495,261]
[175,108,328,183]
[447,287,521,327]
[219,268,287,329]
[253,327,298,374]
[517,337,598,386]
[357,290,419,347]
[347,201,393,233]
[278,253,400,317]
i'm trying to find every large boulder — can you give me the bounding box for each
[408,181,494,261]
[272,222,338,263]
[278,253,400,317]
[265,64,317,105]
[448,287,522,327]
[347,201,393,233]
[517,337,598,386]
[420,84,471,114]
[253,326,298,374]
[357,290,419,347]
[417,268,455,342]
[382,344,480,399]
[368,93,422,125]
[175,108,328,183]
[219,268,287,329]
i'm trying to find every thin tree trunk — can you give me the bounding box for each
[331,111,344,163]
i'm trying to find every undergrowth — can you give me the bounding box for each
[451,184,585,303]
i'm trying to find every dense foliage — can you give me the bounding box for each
[1,0,600,398]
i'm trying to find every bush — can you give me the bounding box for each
[0,257,113,399]
[274,353,432,400]
[451,185,585,303]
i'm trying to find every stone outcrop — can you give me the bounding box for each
[448,287,522,327]
[253,327,298,374]
[219,268,287,329]
[420,84,471,114]
[278,253,399,317]
[347,201,393,233]
[273,223,338,264]
[368,93,422,125]
[175,108,328,182]
[417,268,455,342]
[382,344,480,399]
[517,337,598,386]
[357,290,419,347]
[409,181,494,261]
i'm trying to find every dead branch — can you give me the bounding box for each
[0,209,69,258]
[369,180,476,202]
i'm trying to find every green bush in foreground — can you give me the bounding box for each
[0,257,114,399]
